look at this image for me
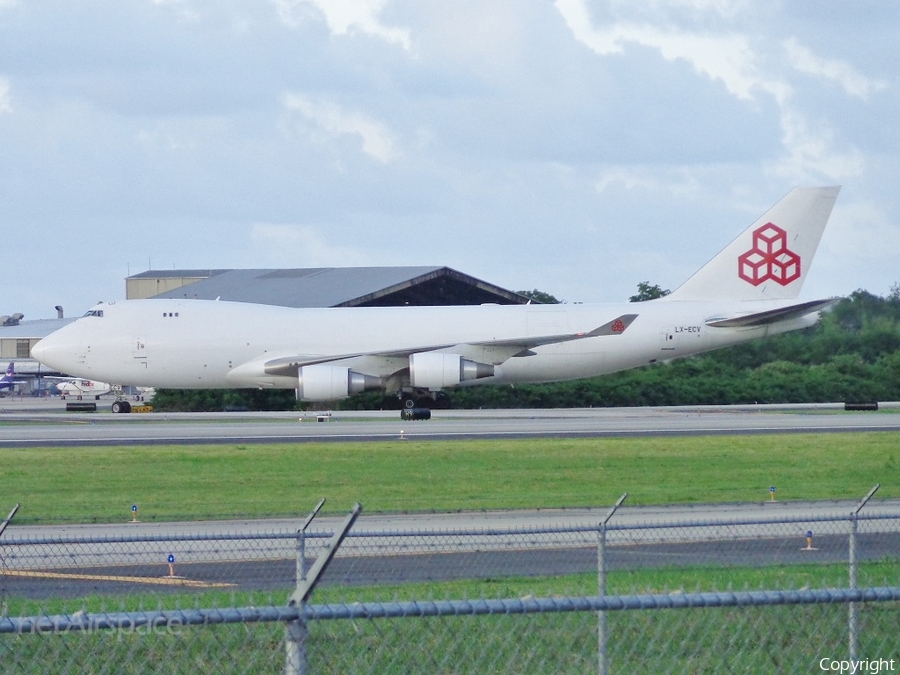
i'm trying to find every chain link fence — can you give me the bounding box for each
[1,499,898,673]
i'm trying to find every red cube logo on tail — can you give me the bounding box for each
[738,223,800,286]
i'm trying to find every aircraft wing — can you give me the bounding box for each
[260,313,639,377]
[704,299,837,328]
[468,313,639,360]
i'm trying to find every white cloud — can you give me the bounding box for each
[783,38,887,100]
[283,93,398,163]
[556,0,784,102]
[135,118,230,154]
[556,0,870,188]
[770,108,865,182]
[594,166,701,197]
[604,0,752,21]
[251,223,372,266]
[136,127,199,154]
[272,0,410,48]
[150,0,201,22]
[0,77,10,114]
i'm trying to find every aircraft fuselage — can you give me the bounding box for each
[32,298,815,392]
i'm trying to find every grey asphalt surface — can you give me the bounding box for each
[4,532,898,601]
[1,400,899,447]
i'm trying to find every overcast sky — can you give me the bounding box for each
[2,0,898,320]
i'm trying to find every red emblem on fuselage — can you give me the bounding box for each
[738,223,800,286]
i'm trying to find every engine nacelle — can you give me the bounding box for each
[409,353,494,391]
[297,365,382,401]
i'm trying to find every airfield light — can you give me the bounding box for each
[803,530,818,551]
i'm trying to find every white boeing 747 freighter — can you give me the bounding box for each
[32,187,841,412]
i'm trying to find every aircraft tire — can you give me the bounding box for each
[111,401,132,414]
[401,408,431,421]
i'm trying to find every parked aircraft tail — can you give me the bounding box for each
[0,362,14,390]
[666,186,840,302]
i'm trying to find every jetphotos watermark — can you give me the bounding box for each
[820,658,897,674]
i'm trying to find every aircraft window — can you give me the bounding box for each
[82,310,104,317]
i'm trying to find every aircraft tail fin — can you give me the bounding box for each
[666,187,840,302]
[0,362,12,389]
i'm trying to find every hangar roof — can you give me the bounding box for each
[0,318,73,338]
[128,267,529,308]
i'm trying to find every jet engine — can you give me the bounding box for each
[409,353,494,391]
[297,365,383,401]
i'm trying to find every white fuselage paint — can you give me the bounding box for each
[32,298,817,391]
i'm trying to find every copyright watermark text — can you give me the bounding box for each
[820,659,897,674]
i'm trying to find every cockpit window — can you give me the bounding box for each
[82,310,104,318]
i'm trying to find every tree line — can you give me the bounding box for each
[151,286,900,412]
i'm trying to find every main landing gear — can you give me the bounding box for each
[396,390,449,419]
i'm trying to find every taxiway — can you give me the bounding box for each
[0,401,899,447]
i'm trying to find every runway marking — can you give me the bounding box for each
[2,569,234,588]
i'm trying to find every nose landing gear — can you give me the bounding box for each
[111,399,132,414]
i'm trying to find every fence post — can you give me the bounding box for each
[286,498,326,675]
[849,484,879,661]
[286,502,361,675]
[0,503,19,539]
[598,493,627,675]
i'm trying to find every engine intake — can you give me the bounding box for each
[409,353,494,391]
[297,365,382,401]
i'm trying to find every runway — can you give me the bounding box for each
[1,401,899,447]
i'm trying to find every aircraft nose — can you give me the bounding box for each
[31,327,77,371]
[30,338,49,363]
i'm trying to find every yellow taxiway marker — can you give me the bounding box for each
[3,569,234,588]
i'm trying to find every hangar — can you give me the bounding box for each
[126,267,530,307]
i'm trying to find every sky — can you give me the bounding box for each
[2,0,899,320]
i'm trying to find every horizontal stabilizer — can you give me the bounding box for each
[705,298,838,328]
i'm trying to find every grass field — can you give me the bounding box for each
[6,562,899,674]
[1,432,897,524]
